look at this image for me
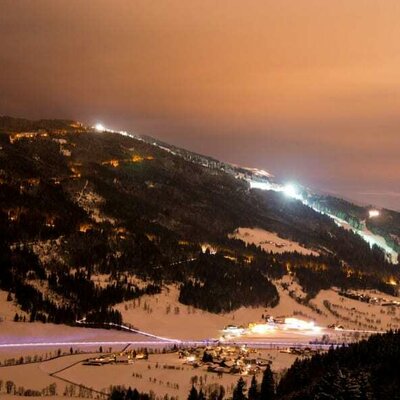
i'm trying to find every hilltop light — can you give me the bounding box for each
[283,183,298,199]
[94,123,106,132]
[369,209,380,218]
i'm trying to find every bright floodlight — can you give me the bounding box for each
[283,183,298,199]
[369,209,380,218]
[249,323,275,334]
[284,317,321,332]
[94,123,106,132]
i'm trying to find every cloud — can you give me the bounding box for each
[0,0,399,210]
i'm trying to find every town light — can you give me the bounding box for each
[284,317,321,332]
[249,323,275,334]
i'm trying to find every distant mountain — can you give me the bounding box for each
[0,116,398,325]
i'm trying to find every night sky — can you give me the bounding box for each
[1,1,399,210]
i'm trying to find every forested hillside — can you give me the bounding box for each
[0,116,399,324]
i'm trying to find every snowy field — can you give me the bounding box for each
[1,281,399,399]
[115,283,327,341]
[0,349,298,400]
[230,227,319,256]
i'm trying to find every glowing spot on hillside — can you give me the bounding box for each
[94,123,106,132]
[369,209,380,218]
[283,183,303,200]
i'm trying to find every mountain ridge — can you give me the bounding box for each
[0,115,398,326]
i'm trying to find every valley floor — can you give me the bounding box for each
[1,275,400,399]
[0,346,297,400]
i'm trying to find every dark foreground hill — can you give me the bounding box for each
[0,116,399,324]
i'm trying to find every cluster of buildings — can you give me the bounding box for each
[179,346,270,376]
[83,350,148,366]
[339,290,400,306]
[8,131,49,144]
[101,154,154,169]
[7,122,87,145]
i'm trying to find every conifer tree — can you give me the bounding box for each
[314,367,343,400]
[248,375,259,400]
[260,365,275,400]
[188,385,199,400]
[359,372,373,400]
[198,388,205,400]
[342,370,361,400]
[233,377,247,400]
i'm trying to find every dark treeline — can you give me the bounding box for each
[254,250,397,299]
[0,232,160,324]
[277,330,400,399]
[293,264,397,299]
[47,270,160,313]
[178,253,279,313]
[227,330,400,400]
[110,387,152,400]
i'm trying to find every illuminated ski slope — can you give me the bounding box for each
[249,180,398,264]
[329,214,398,264]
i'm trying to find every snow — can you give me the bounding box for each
[74,188,116,225]
[2,283,399,398]
[230,227,319,256]
[0,290,28,322]
[330,215,398,264]
[249,180,282,192]
[0,321,152,347]
[31,239,64,266]
[116,282,329,341]
[243,168,273,179]
[248,178,398,264]
[311,288,400,332]
[0,349,296,400]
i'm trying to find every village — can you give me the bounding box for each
[80,343,319,378]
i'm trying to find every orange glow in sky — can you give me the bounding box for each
[1,0,399,209]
